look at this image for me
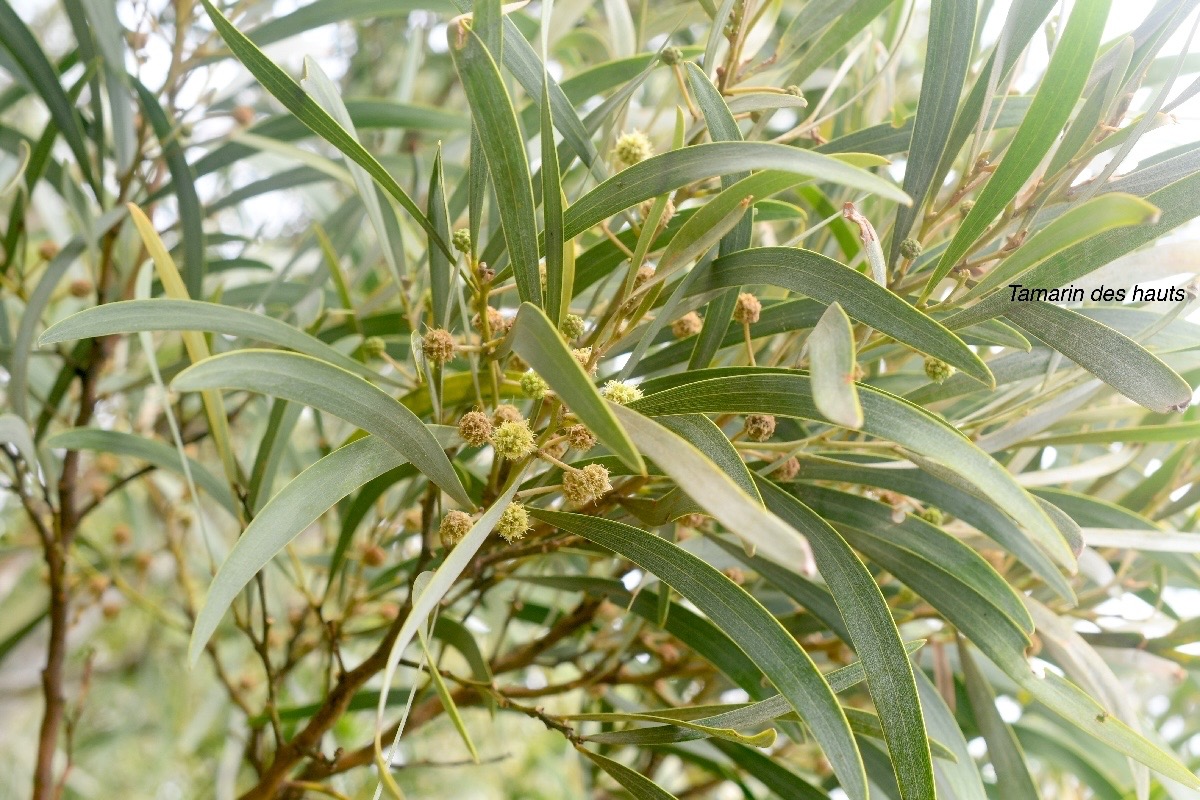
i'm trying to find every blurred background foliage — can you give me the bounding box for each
[3,1,1200,799]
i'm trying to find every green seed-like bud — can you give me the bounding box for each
[421,329,455,364]
[660,46,684,66]
[560,313,585,339]
[458,411,493,447]
[602,380,643,405]
[744,413,776,442]
[521,371,550,400]
[899,237,923,260]
[496,503,530,543]
[452,228,472,253]
[492,420,536,460]
[924,357,955,383]
[363,336,387,358]
[439,510,473,548]
[614,130,653,167]
[918,507,944,525]
[958,199,975,216]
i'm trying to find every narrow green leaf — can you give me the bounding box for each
[246,0,454,46]
[608,403,814,571]
[565,142,910,241]
[961,641,1042,799]
[171,350,473,508]
[506,303,643,473]
[541,71,566,325]
[187,433,450,661]
[533,509,868,800]
[631,368,1076,569]
[694,248,994,387]
[427,148,453,329]
[418,627,480,763]
[46,429,236,518]
[891,0,976,262]
[198,0,450,258]
[809,302,863,429]
[581,748,680,800]
[39,298,373,379]
[450,29,542,306]
[1004,302,1192,413]
[579,712,776,748]
[757,480,934,800]
[961,194,1161,303]
[925,0,1111,296]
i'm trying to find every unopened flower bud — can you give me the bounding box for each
[918,507,944,525]
[660,46,684,66]
[923,357,954,383]
[521,371,549,400]
[773,457,800,481]
[560,313,585,339]
[361,544,387,567]
[899,237,923,260]
[37,240,60,260]
[363,336,387,358]
[452,228,472,254]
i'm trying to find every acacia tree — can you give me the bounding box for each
[4,0,1200,797]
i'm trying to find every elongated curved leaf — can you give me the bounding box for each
[808,302,863,428]
[506,303,643,472]
[564,142,909,240]
[1004,302,1192,413]
[630,368,1075,568]
[451,29,542,305]
[581,748,680,800]
[48,428,236,517]
[695,247,994,386]
[925,0,1111,295]
[533,509,868,800]
[198,0,450,258]
[188,432,452,661]
[757,480,934,800]
[171,350,472,507]
[39,298,372,378]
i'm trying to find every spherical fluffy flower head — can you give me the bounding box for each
[560,313,585,339]
[635,265,656,286]
[458,411,493,447]
[774,456,801,481]
[566,424,597,452]
[744,413,776,442]
[421,328,455,364]
[732,292,761,324]
[521,371,549,400]
[363,336,387,358]
[492,404,523,425]
[614,130,653,167]
[671,311,703,339]
[496,503,530,543]
[899,237,923,260]
[602,380,643,405]
[572,347,597,375]
[563,464,612,505]
[474,306,507,334]
[439,510,473,548]
[493,420,536,460]
[924,357,955,384]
